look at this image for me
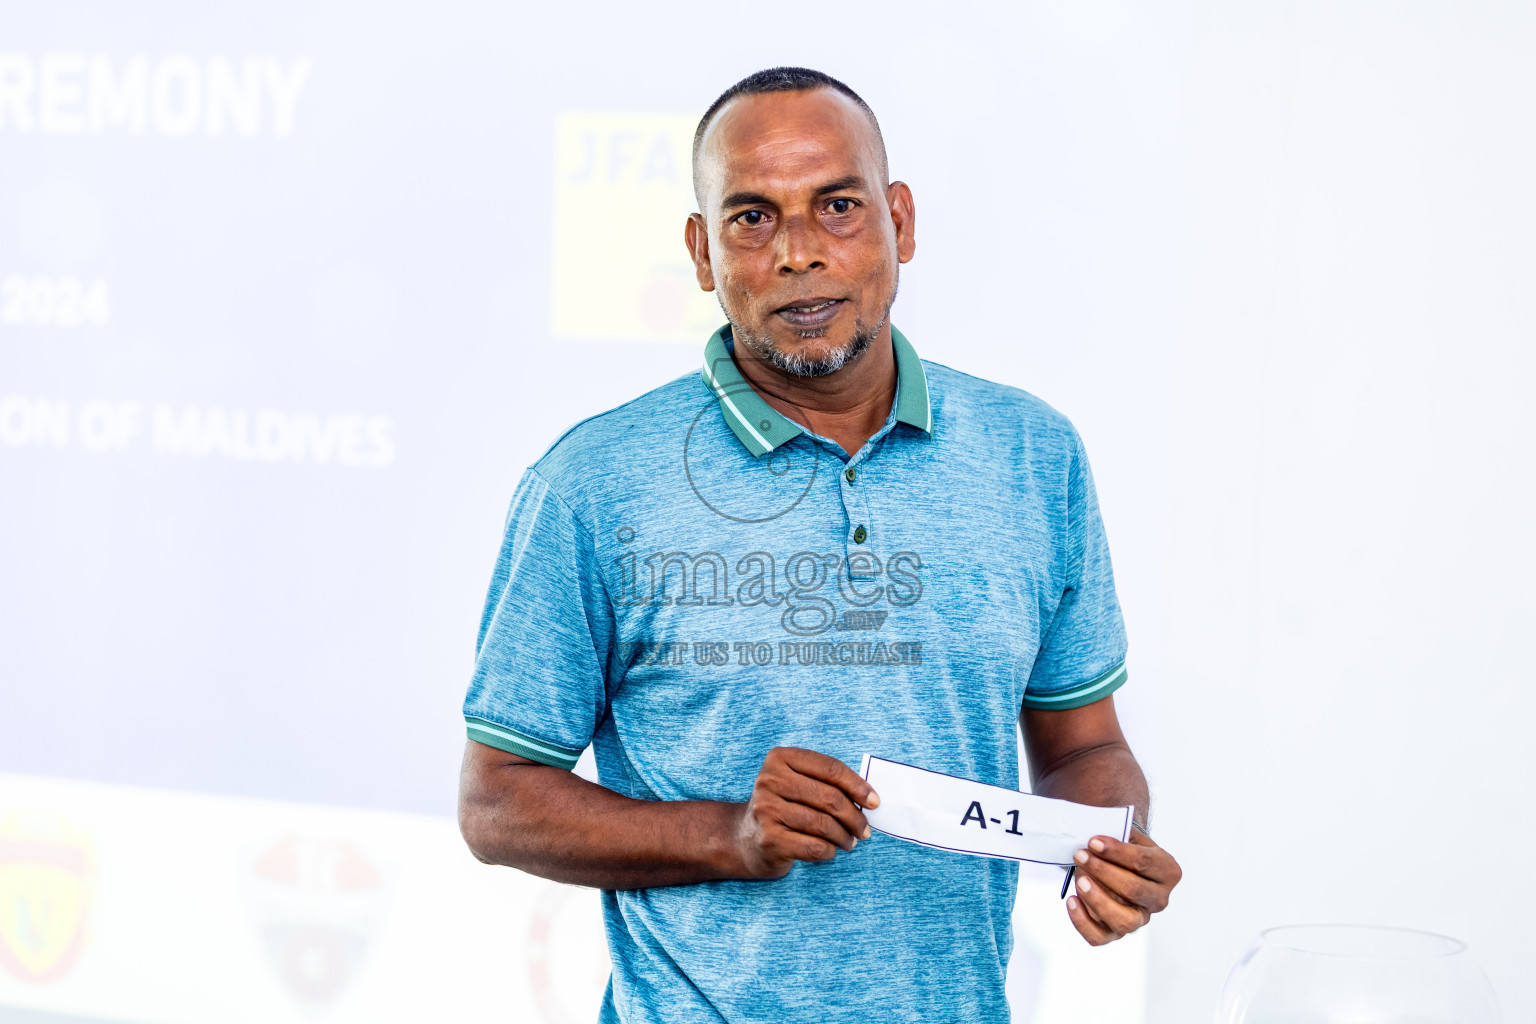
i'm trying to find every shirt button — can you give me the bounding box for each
[845,467,857,483]
[853,525,867,544]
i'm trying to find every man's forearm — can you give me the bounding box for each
[1031,742,1151,831]
[460,741,879,889]
[460,753,745,889]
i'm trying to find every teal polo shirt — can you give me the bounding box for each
[464,325,1129,1023]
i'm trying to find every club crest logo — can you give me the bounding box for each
[246,835,387,1013]
[0,811,94,983]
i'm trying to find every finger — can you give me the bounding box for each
[1065,894,1117,946]
[1074,852,1168,913]
[779,748,881,808]
[1087,834,1178,885]
[792,835,838,862]
[1070,875,1117,933]
[777,748,881,808]
[773,799,859,852]
[1075,871,1148,936]
[774,773,872,840]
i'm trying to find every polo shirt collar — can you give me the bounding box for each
[701,324,932,458]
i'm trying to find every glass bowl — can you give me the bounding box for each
[1214,924,1501,1023]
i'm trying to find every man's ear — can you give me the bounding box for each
[685,213,716,292]
[888,181,917,264]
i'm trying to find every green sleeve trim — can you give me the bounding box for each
[465,716,584,770]
[1021,659,1129,711]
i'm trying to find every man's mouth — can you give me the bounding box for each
[774,298,845,330]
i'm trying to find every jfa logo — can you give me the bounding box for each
[549,112,722,345]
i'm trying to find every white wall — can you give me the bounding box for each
[1149,2,1536,1018]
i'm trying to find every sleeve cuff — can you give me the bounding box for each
[465,716,585,770]
[1021,659,1128,711]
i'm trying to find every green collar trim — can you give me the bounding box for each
[701,326,801,457]
[890,325,933,434]
[701,324,932,458]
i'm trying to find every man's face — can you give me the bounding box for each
[687,89,915,378]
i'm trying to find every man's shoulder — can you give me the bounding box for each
[922,358,1081,446]
[528,368,703,492]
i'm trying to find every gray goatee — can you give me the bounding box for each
[730,279,898,378]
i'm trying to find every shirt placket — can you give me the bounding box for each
[840,454,878,581]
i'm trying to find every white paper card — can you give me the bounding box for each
[859,755,1133,865]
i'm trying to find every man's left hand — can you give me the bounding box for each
[1065,829,1181,946]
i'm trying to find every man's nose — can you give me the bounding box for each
[775,214,827,274]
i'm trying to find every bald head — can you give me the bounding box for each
[692,67,888,211]
[680,68,914,384]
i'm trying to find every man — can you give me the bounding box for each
[459,67,1180,1022]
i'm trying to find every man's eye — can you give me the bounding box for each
[828,198,855,214]
[738,210,766,227]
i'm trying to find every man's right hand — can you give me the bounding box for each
[731,747,882,879]
[460,740,881,890]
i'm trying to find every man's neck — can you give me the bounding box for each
[730,324,898,460]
